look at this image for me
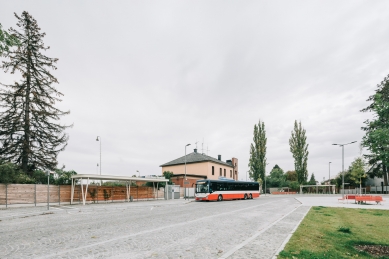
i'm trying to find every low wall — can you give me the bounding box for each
[0,184,165,206]
[271,192,297,195]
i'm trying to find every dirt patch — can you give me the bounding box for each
[355,245,389,257]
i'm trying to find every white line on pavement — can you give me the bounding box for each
[38,200,278,258]
[219,204,302,259]
[272,206,311,258]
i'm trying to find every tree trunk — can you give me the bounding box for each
[384,165,388,187]
[22,23,32,173]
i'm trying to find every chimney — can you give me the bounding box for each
[218,155,221,161]
[194,148,197,153]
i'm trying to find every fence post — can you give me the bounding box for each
[137,186,138,202]
[34,184,36,206]
[111,187,113,203]
[97,185,98,204]
[58,185,60,205]
[5,184,8,209]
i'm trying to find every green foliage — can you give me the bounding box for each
[103,189,111,201]
[285,170,297,181]
[102,181,126,187]
[88,188,97,203]
[0,162,22,183]
[0,23,19,55]
[143,171,174,189]
[279,207,389,259]
[289,120,309,184]
[0,161,77,184]
[288,181,300,191]
[31,170,54,184]
[361,73,389,186]
[0,12,70,173]
[308,173,316,185]
[266,164,287,188]
[248,120,267,188]
[163,171,174,184]
[55,169,77,185]
[0,161,36,184]
[349,157,366,186]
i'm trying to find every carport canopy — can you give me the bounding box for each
[71,174,169,205]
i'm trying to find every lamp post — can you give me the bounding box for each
[46,171,53,210]
[329,162,332,187]
[265,163,269,196]
[184,143,191,200]
[332,141,357,199]
[137,170,140,177]
[96,136,101,185]
[96,136,101,175]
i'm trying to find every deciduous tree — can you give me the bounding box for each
[361,74,389,186]
[289,120,309,184]
[349,157,366,193]
[248,120,267,185]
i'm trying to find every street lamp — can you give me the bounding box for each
[332,141,357,199]
[96,136,101,175]
[184,143,191,200]
[46,171,54,210]
[329,162,332,183]
[265,163,269,196]
[137,170,140,177]
[96,136,102,185]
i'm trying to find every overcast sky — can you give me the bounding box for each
[1,1,389,182]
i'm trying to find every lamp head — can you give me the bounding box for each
[332,144,338,146]
[96,136,99,141]
[186,143,191,146]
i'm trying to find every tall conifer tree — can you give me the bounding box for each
[248,120,267,184]
[0,12,70,173]
[289,120,309,184]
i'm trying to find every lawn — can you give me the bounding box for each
[278,206,389,259]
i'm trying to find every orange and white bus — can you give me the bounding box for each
[195,179,260,201]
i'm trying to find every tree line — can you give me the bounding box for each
[249,73,389,191]
[248,119,309,190]
[0,12,73,184]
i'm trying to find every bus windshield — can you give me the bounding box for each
[196,181,209,193]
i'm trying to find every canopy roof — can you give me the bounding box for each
[71,174,168,183]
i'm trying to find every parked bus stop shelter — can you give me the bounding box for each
[71,174,169,205]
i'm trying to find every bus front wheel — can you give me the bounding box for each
[218,195,223,201]
[244,194,248,200]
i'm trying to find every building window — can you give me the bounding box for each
[220,168,222,176]
[224,169,226,177]
[212,166,214,175]
[230,170,232,177]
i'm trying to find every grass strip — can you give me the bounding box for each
[279,206,389,259]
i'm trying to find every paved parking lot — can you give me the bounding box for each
[0,195,387,258]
